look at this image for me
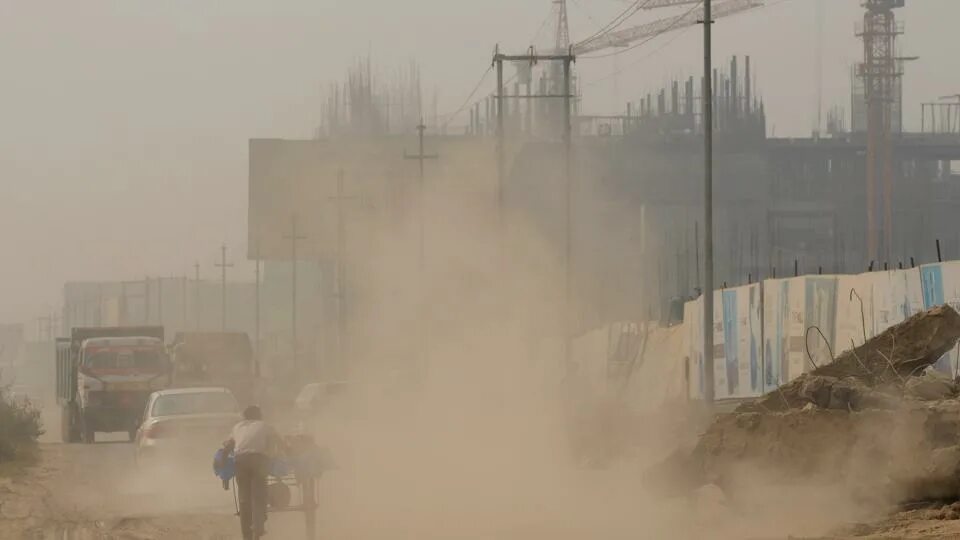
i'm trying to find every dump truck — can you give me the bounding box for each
[56,326,170,443]
[169,332,257,405]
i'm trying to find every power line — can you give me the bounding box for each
[579,0,701,60]
[575,0,657,51]
[529,10,557,46]
[439,66,493,128]
[568,0,601,28]
[582,24,694,86]
[438,9,562,129]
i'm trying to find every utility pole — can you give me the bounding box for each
[404,123,439,375]
[404,120,439,277]
[157,277,163,327]
[216,244,233,332]
[701,0,716,405]
[254,239,261,377]
[495,49,506,233]
[144,277,151,325]
[328,169,361,380]
[562,52,574,372]
[492,46,576,370]
[193,262,201,330]
[283,215,307,378]
[181,275,188,331]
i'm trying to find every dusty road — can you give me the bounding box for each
[4,407,960,539]
[0,404,323,539]
[0,436,240,539]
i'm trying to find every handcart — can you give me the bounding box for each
[214,434,333,540]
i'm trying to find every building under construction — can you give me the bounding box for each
[247,1,960,378]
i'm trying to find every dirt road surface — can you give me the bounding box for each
[5,407,960,539]
[0,435,241,539]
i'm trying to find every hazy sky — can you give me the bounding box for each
[2,0,958,325]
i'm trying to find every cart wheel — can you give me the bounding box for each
[267,481,291,509]
[302,477,317,540]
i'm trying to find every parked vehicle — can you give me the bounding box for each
[134,386,241,469]
[56,326,169,444]
[169,332,257,405]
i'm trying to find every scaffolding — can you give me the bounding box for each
[855,0,906,263]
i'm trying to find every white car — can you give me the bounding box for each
[134,387,241,470]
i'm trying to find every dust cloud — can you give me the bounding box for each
[269,169,861,540]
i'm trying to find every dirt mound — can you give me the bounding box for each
[648,306,960,508]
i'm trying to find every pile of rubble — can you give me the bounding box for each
[649,305,960,505]
[742,304,960,413]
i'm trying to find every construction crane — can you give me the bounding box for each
[857,0,907,263]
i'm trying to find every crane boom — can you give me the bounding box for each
[573,0,764,56]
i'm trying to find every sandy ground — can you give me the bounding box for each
[7,441,960,540]
[4,405,960,539]
[0,438,238,539]
[0,422,321,540]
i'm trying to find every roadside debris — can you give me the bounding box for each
[647,305,960,507]
[740,304,960,413]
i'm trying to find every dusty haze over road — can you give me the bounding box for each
[3,0,960,324]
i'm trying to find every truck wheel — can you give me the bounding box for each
[80,415,95,444]
[62,405,81,443]
[60,405,72,443]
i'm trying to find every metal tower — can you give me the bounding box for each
[856,0,905,263]
[554,0,570,52]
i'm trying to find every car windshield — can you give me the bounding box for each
[84,349,163,370]
[176,349,248,375]
[152,392,237,417]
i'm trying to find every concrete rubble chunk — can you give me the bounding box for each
[740,305,960,413]
[645,306,960,506]
[905,372,959,401]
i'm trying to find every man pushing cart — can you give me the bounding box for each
[214,405,332,540]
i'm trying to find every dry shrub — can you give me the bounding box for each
[0,385,43,462]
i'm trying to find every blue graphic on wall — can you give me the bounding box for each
[763,281,788,393]
[921,265,944,309]
[749,286,759,393]
[722,290,739,396]
[920,265,951,373]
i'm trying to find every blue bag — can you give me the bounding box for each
[213,448,235,482]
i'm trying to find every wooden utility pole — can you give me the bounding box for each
[193,262,202,330]
[144,277,151,325]
[404,123,439,374]
[328,169,362,380]
[496,52,505,232]
[253,239,261,377]
[404,120,438,276]
[215,244,233,332]
[181,275,188,331]
[157,277,164,327]
[283,216,307,377]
